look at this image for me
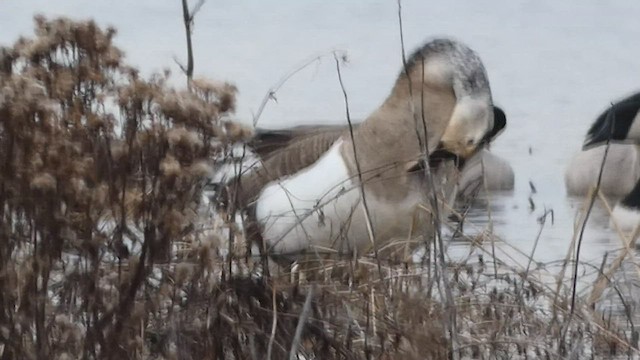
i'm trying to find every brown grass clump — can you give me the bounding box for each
[1,15,638,360]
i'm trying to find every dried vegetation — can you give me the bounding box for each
[0,16,638,360]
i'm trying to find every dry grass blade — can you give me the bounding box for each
[288,285,315,360]
[333,53,385,285]
[397,1,458,356]
[563,104,614,343]
[588,191,640,305]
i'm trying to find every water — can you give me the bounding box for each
[2,0,640,267]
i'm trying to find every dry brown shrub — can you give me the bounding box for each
[0,15,249,359]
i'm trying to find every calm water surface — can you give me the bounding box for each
[2,0,640,269]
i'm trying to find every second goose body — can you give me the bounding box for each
[581,91,640,232]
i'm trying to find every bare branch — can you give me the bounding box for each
[288,285,315,360]
[189,0,206,21]
[173,56,188,74]
[561,102,616,346]
[397,0,458,356]
[266,284,278,360]
[252,50,342,127]
[333,52,385,284]
[179,0,206,85]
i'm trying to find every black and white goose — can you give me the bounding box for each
[565,144,640,197]
[582,91,640,231]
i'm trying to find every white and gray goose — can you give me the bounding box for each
[226,38,504,260]
[249,111,513,203]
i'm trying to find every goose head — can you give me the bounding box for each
[439,96,495,157]
[395,38,497,159]
[429,104,507,169]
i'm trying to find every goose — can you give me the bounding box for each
[248,119,513,203]
[564,144,640,197]
[226,38,504,260]
[582,91,640,232]
[456,148,514,200]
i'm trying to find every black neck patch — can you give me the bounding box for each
[621,178,640,209]
[489,106,506,141]
[586,91,640,144]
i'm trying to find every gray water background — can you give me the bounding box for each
[2,0,640,271]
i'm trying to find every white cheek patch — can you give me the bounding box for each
[441,99,491,148]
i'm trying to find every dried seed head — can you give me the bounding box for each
[69,177,88,195]
[188,160,212,178]
[174,262,193,285]
[54,314,71,326]
[30,172,57,191]
[166,126,203,151]
[90,183,109,207]
[224,121,254,142]
[54,69,75,98]
[160,155,181,177]
[110,140,129,162]
[162,208,185,237]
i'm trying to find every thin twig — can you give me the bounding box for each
[253,50,343,127]
[288,285,315,360]
[189,0,206,18]
[266,282,278,360]
[397,1,458,356]
[232,51,349,273]
[334,53,385,284]
[179,0,205,85]
[524,208,553,278]
[480,157,498,279]
[562,103,615,344]
[587,191,640,305]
